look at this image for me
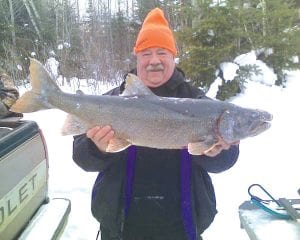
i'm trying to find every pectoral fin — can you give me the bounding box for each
[61,114,89,135]
[106,137,131,152]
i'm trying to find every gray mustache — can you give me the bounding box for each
[146,65,164,71]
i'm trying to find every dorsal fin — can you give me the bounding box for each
[121,73,155,97]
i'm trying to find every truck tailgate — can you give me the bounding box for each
[0,121,48,239]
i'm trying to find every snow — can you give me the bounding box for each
[235,51,277,86]
[219,62,239,81]
[45,57,59,80]
[20,60,300,239]
[234,51,257,65]
[203,70,300,239]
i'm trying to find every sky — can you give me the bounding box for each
[21,54,300,240]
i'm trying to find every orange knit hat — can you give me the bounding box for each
[134,8,177,56]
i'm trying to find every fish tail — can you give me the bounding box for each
[10,58,61,113]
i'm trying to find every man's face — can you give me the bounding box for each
[136,48,175,88]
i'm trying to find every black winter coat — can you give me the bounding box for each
[72,68,239,239]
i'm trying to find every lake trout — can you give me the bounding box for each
[11,58,272,155]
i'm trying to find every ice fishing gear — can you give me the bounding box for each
[248,183,300,221]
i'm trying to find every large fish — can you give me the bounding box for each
[11,58,272,155]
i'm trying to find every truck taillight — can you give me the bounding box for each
[38,128,49,165]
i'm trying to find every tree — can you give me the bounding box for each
[177,0,300,99]
[254,0,300,85]
[177,1,243,91]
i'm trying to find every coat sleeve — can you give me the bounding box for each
[72,133,126,172]
[192,144,239,173]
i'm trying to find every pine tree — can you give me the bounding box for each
[253,0,299,85]
[177,1,242,91]
[235,0,299,86]
[177,0,300,99]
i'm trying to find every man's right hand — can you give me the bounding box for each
[86,125,115,152]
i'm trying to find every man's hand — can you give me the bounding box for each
[203,139,239,157]
[188,138,239,156]
[86,125,115,152]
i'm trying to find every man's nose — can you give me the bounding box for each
[149,54,161,64]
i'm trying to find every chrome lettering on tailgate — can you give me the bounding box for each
[0,160,47,232]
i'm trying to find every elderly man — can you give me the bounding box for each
[73,8,239,240]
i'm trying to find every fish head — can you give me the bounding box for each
[218,107,272,143]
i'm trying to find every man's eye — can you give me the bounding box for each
[158,52,167,55]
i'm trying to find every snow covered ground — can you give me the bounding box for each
[21,60,300,239]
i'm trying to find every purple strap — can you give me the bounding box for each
[125,146,137,217]
[181,149,196,240]
[124,146,196,240]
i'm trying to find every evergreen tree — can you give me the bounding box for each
[110,11,137,73]
[236,0,299,86]
[177,1,242,91]
[177,0,300,99]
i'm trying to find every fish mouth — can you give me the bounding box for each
[249,121,271,137]
[248,111,272,137]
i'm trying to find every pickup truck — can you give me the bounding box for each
[0,119,71,240]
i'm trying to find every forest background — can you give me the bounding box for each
[0,0,300,99]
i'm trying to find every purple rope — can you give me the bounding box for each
[181,149,196,240]
[125,146,137,217]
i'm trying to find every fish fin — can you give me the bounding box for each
[10,58,61,113]
[187,137,218,155]
[29,58,61,93]
[10,91,51,113]
[121,73,155,97]
[61,114,88,135]
[106,138,131,152]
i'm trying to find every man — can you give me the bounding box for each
[73,8,239,240]
[0,71,22,118]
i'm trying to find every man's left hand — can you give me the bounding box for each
[203,139,239,157]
